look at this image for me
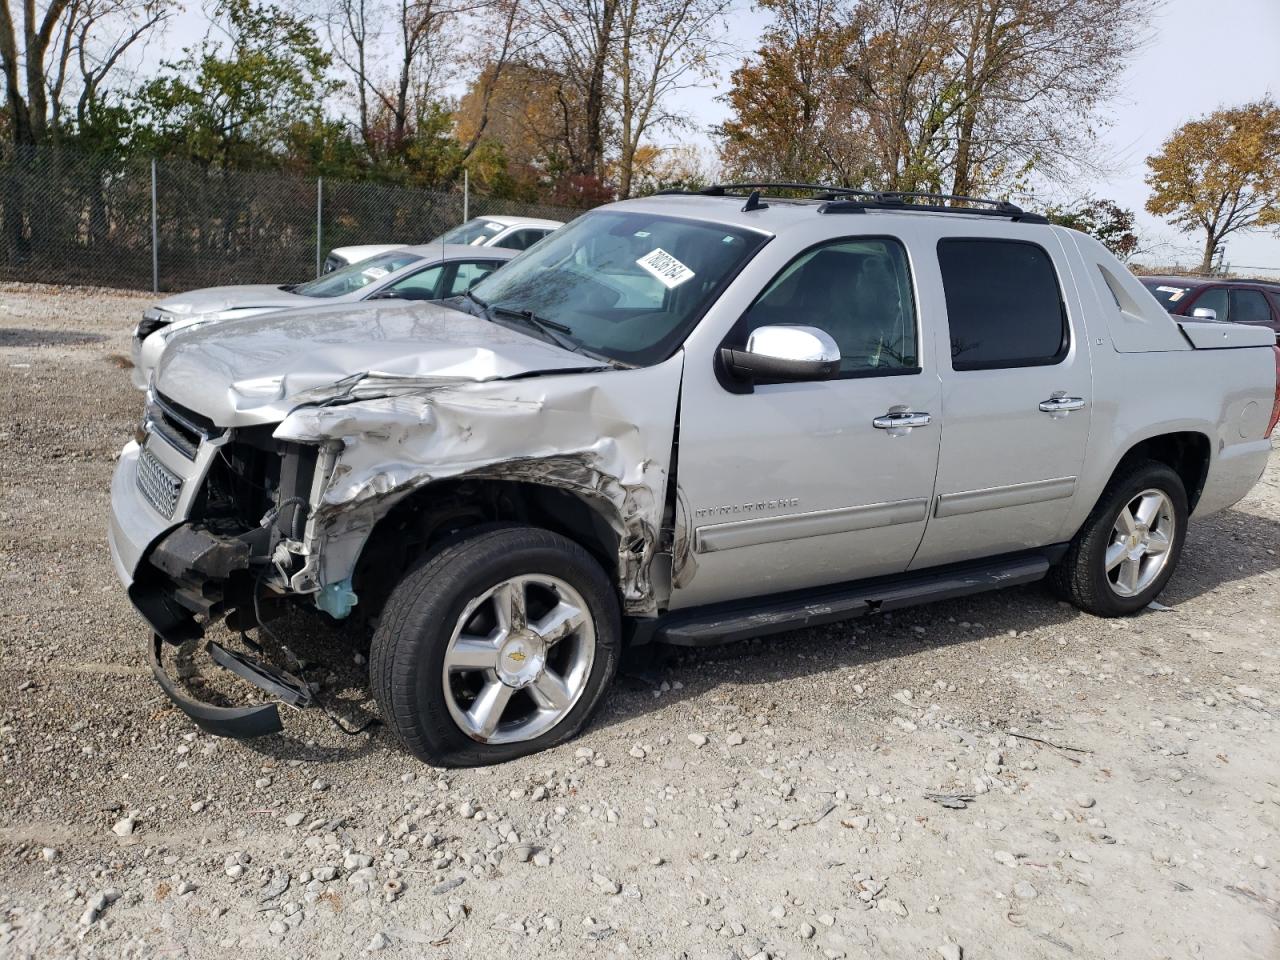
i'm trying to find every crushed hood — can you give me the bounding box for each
[154,300,604,426]
[155,284,308,316]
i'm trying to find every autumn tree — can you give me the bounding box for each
[455,60,577,191]
[718,0,871,185]
[1145,99,1280,274]
[624,142,712,194]
[1046,197,1138,260]
[719,0,1154,196]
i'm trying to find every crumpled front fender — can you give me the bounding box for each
[273,359,685,615]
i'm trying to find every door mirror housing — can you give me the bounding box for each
[1191,306,1218,321]
[721,324,841,383]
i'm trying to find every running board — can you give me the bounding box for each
[653,552,1053,647]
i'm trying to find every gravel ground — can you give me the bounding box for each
[1,281,1279,960]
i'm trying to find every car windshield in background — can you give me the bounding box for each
[436,219,506,246]
[292,251,425,298]
[1142,281,1193,312]
[467,210,769,365]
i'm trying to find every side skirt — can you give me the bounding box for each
[631,546,1067,648]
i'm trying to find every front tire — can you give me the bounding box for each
[1051,460,1188,617]
[371,526,620,767]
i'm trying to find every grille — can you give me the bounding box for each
[137,446,183,518]
[147,392,221,461]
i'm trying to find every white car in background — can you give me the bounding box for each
[131,245,518,389]
[321,216,565,273]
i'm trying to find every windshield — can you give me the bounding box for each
[468,210,769,365]
[435,219,507,246]
[1141,280,1193,312]
[293,251,425,298]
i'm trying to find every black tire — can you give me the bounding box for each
[1050,460,1188,617]
[370,525,620,767]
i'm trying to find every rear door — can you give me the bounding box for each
[1229,287,1280,340]
[910,232,1093,569]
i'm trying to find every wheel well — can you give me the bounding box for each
[1113,431,1211,511]
[349,478,622,620]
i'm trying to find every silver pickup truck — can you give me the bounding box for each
[107,185,1280,767]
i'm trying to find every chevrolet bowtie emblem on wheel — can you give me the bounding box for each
[508,650,527,662]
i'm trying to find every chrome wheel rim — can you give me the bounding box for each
[442,574,595,744]
[1105,488,1176,598]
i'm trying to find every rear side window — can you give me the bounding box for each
[937,239,1068,370]
[1231,289,1272,324]
[496,229,547,251]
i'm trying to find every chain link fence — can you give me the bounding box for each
[0,146,585,292]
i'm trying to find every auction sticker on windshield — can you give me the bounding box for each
[636,248,695,289]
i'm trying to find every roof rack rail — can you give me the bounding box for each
[653,182,1048,224]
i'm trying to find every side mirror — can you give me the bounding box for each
[721,325,840,383]
[1191,307,1217,321]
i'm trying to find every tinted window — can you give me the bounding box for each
[1231,288,1272,324]
[496,229,545,251]
[445,261,500,297]
[741,238,917,375]
[938,239,1067,370]
[1191,287,1228,320]
[383,265,444,300]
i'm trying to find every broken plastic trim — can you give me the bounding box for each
[149,633,284,738]
[207,640,313,709]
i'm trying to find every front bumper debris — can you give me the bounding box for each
[149,634,312,739]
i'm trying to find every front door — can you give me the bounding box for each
[910,233,1093,569]
[671,235,942,609]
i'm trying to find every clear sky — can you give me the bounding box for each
[673,0,1280,274]
[151,0,1280,273]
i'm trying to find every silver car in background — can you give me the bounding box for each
[131,245,518,389]
[321,216,564,273]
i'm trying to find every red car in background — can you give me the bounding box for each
[1140,275,1280,342]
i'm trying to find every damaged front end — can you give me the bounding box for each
[112,353,683,739]
[122,394,330,735]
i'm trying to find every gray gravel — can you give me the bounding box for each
[2,281,1279,958]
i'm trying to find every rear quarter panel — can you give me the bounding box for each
[1059,230,1274,528]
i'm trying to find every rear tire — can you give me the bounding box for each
[1051,460,1188,617]
[371,526,620,767]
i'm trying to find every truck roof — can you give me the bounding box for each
[612,184,1049,236]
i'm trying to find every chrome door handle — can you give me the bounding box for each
[872,410,932,436]
[1038,396,1086,417]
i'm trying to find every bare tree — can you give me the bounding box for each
[1,0,171,147]
[527,0,620,179]
[613,0,729,197]
[326,0,530,168]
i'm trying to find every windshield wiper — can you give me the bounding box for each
[488,304,579,353]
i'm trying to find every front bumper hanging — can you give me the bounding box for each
[149,634,312,739]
